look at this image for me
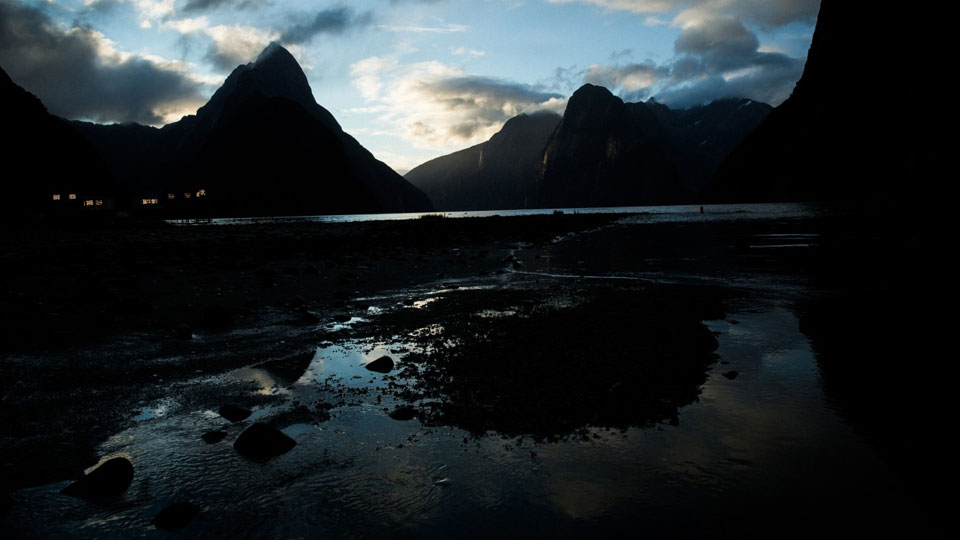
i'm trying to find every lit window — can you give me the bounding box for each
[83,200,95,207]
[141,198,159,205]
[52,194,61,201]
[184,192,192,199]
[196,189,206,197]
[68,194,77,200]
[168,193,176,200]
[95,200,103,206]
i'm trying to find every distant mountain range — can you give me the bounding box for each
[6,0,922,218]
[72,44,431,217]
[2,43,432,219]
[407,85,770,211]
[404,111,561,211]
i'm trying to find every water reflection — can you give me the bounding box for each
[167,203,832,227]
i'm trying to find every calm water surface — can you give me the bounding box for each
[168,202,831,226]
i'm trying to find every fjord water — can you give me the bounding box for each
[168,202,826,226]
[4,204,930,538]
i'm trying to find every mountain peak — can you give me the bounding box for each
[253,42,302,76]
[564,84,623,118]
[570,84,618,102]
[254,42,289,65]
[195,43,341,132]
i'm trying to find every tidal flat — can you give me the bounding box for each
[0,208,947,538]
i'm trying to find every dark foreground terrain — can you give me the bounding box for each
[0,208,948,538]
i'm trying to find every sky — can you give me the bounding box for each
[0,0,819,173]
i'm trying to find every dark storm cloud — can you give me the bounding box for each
[182,0,266,12]
[280,7,373,45]
[0,1,205,124]
[729,0,820,28]
[425,76,563,138]
[674,16,759,70]
[569,1,819,28]
[584,12,803,107]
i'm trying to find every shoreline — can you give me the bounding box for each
[1,209,948,537]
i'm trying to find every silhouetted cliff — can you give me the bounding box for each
[537,85,770,208]
[707,1,940,203]
[1,66,115,220]
[408,86,769,211]
[405,112,561,210]
[73,44,432,216]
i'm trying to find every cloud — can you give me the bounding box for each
[349,57,564,151]
[181,0,265,12]
[451,47,485,57]
[547,1,819,28]
[279,6,373,45]
[379,23,469,34]
[0,0,207,125]
[205,23,279,70]
[585,63,667,92]
[573,1,812,106]
[130,0,176,20]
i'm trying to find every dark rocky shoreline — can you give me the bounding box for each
[0,210,948,537]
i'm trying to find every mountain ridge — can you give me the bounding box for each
[407,84,770,211]
[70,43,431,216]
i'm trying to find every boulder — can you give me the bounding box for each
[60,457,134,498]
[201,430,228,444]
[388,405,418,421]
[365,356,395,374]
[234,422,297,459]
[218,404,252,423]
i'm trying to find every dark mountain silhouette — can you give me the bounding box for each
[1,66,115,220]
[706,1,940,203]
[405,111,561,211]
[406,86,769,211]
[73,43,432,216]
[537,84,770,208]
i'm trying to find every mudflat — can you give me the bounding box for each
[0,209,948,537]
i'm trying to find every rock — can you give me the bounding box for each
[201,430,228,444]
[218,404,252,423]
[365,356,395,374]
[173,324,193,339]
[60,457,134,498]
[722,370,739,380]
[234,422,297,459]
[201,305,235,331]
[152,502,201,530]
[388,405,418,421]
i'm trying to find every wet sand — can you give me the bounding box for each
[0,210,949,537]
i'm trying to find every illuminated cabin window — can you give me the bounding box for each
[196,189,206,198]
[83,200,95,207]
[68,194,77,200]
[184,192,192,199]
[95,200,103,206]
[141,198,159,205]
[167,193,176,200]
[52,194,61,201]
